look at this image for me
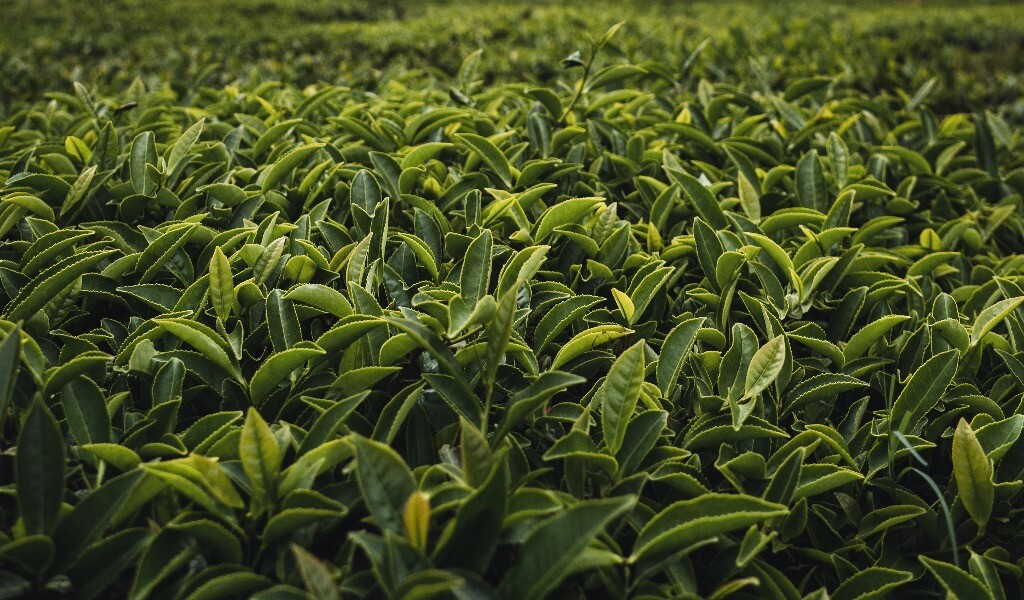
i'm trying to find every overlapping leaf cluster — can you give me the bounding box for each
[1,18,1024,600]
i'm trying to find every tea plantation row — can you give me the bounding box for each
[1,3,1024,599]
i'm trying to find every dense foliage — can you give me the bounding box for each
[2,2,1024,599]
[4,0,1024,118]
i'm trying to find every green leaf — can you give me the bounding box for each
[974,114,998,177]
[155,317,241,381]
[762,447,804,505]
[0,535,53,577]
[249,342,326,405]
[784,373,868,413]
[138,222,199,284]
[969,551,1006,600]
[857,505,926,537]
[460,417,493,487]
[165,118,205,180]
[842,315,909,361]
[890,349,958,433]
[285,284,353,319]
[460,228,492,303]
[178,571,271,599]
[60,165,97,217]
[384,314,478,415]
[796,150,826,211]
[456,133,513,187]
[496,244,549,297]
[920,556,994,600]
[736,170,761,221]
[611,288,634,322]
[400,141,453,170]
[743,334,785,400]
[907,251,960,277]
[66,528,151,600]
[631,493,787,564]
[3,249,116,322]
[61,376,112,445]
[16,400,65,536]
[601,340,646,455]
[333,366,401,397]
[53,470,164,569]
[255,237,287,286]
[551,324,633,369]
[292,544,341,600]
[832,567,913,600]
[297,392,368,455]
[128,529,196,600]
[279,439,354,498]
[656,317,703,397]
[403,491,430,552]
[666,165,728,229]
[534,197,603,242]
[793,464,863,500]
[261,143,325,192]
[240,408,283,510]
[209,246,234,322]
[953,418,994,527]
[81,443,142,472]
[395,233,439,280]
[784,76,832,101]
[315,315,388,355]
[627,264,673,324]
[433,454,509,572]
[533,295,603,354]
[745,232,797,288]
[129,131,157,195]
[483,283,519,403]
[3,194,54,221]
[42,350,111,398]
[263,509,341,547]
[370,382,424,445]
[354,437,416,535]
[616,410,668,476]
[718,322,758,402]
[0,322,22,432]
[498,496,634,599]
[495,371,587,441]
[974,414,1024,460]
[970,297,1024,347]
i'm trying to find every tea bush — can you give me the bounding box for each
[1,3,1024,599]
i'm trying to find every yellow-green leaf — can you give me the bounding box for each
[953,418,994,527]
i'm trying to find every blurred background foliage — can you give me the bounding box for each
[3,0,1024,120]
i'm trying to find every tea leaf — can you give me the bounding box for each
[16,400,65,536]
[209,247,234,322]
[743,334,785,400]
[953,418,994,528]
[241,408,283,511]
[355,437,416,535]
[499,496,633,599]
[920,556,994,600]
[601,340,646,454]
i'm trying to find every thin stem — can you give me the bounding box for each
[560,42,596,124]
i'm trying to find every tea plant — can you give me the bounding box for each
[1,9,1024,600]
